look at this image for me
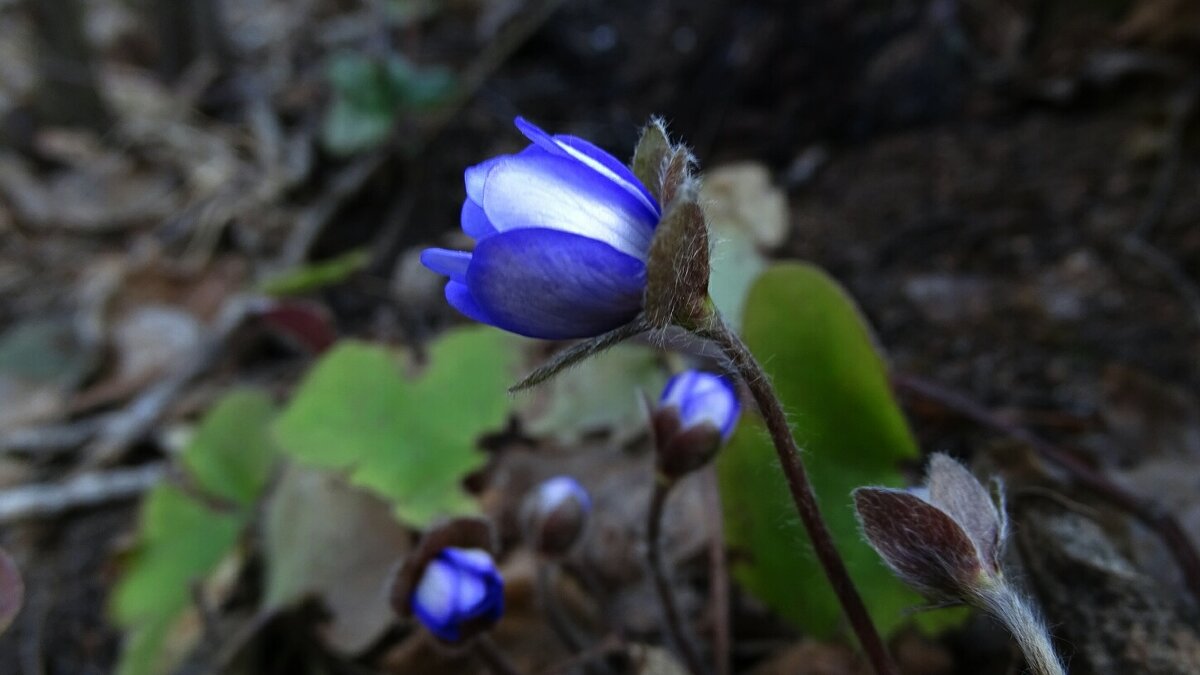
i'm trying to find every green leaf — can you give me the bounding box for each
[521,343,667,443]
[180,389,278,506]
[273,327,516,526]
[111,486,243,625]
[385,57,455,107]
[112,388,279,674]
[321,52,455,156]
[258,250,370,297]
[717,262,962,638]
[322,54,398,155]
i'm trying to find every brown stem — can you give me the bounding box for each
[701,467,732,675]
[892,372,1200,606]
[535,561,592,657]
[646,479,710,675]
[700,316,899,675]
[473,634,523,675]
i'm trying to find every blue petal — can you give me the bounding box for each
[411,558,458,639]
[461,200,497,239]
[444,281,492,325]
[482,152,657,260]
[420,248,471,283]
[515,117,660,217]
[463,145,546,204]
[467,228,645,339]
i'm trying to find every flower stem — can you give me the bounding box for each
[535,561,588,654]
[699,315,899,675]
[974,583,1065,675]
[646,478,710,675]
[473,635,524,675]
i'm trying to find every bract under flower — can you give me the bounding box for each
[421,118,662,340]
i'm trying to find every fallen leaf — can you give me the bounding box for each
[262,464,412,654]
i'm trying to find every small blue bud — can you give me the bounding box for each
[411,547,504,643]
[652,370,741,479]
[523,476,591,556]
[660,370,740,439]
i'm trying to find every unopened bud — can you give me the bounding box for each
[390,517,504,643]
[853,453,1007,602]
[522,476,591,557]
[651,370,741,480]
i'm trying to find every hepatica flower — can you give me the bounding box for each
[651,370,741,479]
[411,547,504,643]
[421,117,663,340]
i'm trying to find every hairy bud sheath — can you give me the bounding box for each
[854,455,1064,675]
[522,476,591,557]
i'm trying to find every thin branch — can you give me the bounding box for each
[0,463,166,523]
[473,635,524,675]
[535,562,586,654]
[892,372,1200,605]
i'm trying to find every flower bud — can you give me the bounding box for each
[853,453,1008,602]
[651,370,741,480]
[522,476,591,557]
[411,547,504,642]
[390,517,504,643]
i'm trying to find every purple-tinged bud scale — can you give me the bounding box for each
[522,476,591,557]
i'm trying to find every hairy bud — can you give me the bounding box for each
[522,476,591,557]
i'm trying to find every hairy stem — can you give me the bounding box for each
[974,583,1065,675]
[699,315,899,675]
[535,562,590,655]
[646,479,709,675]
[473,635,523,675]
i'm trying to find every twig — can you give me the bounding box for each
[538,634,626,675]
[535,562,588,655]
[1132,79,1199,238]
[1119,78,1200,331]
[646,479,709,675]
[892,372,1200,605]
[0,417,107,457]
[473,634,524,675]
[82,295,255,468]
[0,463,166,522]
[700,467,731,675]
[699,316,899,675]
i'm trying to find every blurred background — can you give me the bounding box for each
[1,0,1199,673]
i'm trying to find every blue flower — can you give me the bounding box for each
[660,370,741,440]
[421,118,662,340]
[410,547,504,642]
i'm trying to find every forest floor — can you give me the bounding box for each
[1,0,1199,673]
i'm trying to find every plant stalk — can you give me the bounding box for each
[646,478,710,675]
[474,634,524,675]
[535,561,591,656]
[974,583,1066,675]
[699,315,899,675]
